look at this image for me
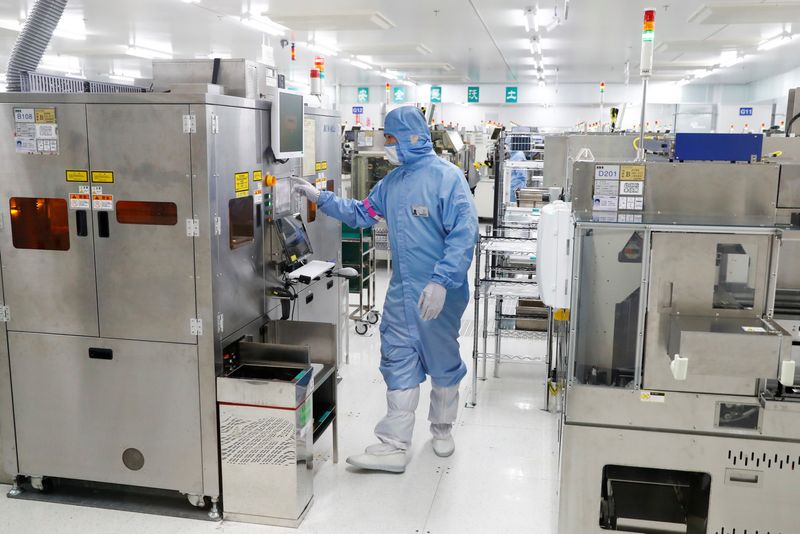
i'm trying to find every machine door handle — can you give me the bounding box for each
[97,211,110,238]
[305,293,314,304]
[89,347,113,360]
[76,210,88,237]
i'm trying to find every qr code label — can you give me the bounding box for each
[619,181,644,196]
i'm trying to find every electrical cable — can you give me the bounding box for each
[785,111,800,137]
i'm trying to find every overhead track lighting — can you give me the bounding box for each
[126,45,173,59]
[239,14,287,36]
[348,58,372,70]
[757,31,794,51]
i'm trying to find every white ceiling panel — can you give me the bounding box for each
[690,2,800,24]
[0,0,799,90]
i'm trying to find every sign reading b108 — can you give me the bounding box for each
[14,108,35,123]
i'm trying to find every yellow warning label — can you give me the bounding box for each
[315,161,328,171]
[235,190,249,198]
[66,170,88,182]
[253,170,263,182]
[553,308,570,321]
[35,108,56,124]
[290,254,297,262]
[235,172,249,192]
[92,171,114,183]
[620,165,646,181]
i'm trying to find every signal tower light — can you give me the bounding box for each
[640,9,655,78]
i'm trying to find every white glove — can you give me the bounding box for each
[291,177,320,202]
[418,282,447,321]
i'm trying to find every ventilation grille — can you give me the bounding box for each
[19,71,147,93]
[715,527,782,534]
[728,448,798,471]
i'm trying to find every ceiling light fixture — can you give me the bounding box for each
[532,4,540,33]
[240,14,287,37]
[299,40,339,57]
[529,35,542,55]
[348,59,372,70]
[126,45,173,59]
[757,31,794,51]
[524,7,534,32]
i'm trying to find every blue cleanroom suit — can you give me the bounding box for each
[316,106,479,461]
[509,150,527,203]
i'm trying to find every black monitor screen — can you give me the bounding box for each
[345,130,356,142]
[279,91,303,153]
[275,213,312,263]
[490,128,501,140]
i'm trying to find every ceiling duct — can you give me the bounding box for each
[6,0,68,92]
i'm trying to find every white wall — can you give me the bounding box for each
[333,79,787,132]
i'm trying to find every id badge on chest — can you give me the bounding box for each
[412,205,429,218]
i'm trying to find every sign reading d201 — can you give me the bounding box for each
[505,86,518,103]
[467,86,480,103]
[357,87,369,103]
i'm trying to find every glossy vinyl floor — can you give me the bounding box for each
[0,263,560,534]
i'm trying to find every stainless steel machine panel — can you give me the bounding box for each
[544,134,638,192]
[86,104,197,344]
[644,232,777,395]
[778,162,800,208]
[0,271,14,483]
[559,424,800,534]
[210,104,264,336]
[572,161,780,219]
[0,103,100,337]
[302,110,342,267]
[10,332,203,492]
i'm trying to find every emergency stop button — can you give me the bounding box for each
[265,175,277,186]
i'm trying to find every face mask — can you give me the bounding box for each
[384,144,401,166]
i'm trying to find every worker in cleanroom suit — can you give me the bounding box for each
[293,106,478,473]
[509,150,528,203]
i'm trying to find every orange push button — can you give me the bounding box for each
[265,175,277,187]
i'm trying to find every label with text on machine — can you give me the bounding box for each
[617,165,646,212]
[69,185,91,209]
[13,107,59,155]
[592,165,620,212]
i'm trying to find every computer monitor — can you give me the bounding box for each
[271,89,304,159]
[275,213,313,264]
[490,127,501,140]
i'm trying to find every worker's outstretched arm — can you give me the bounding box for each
[431,174,479,289]
[292,177,385,228]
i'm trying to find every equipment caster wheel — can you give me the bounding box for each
[355,322,368,335]
[366,310,380,325]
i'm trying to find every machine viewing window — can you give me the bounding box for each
[714,243,756,310]
[116,201,178,226]
[10,197,70,251]
[229,196,254,249]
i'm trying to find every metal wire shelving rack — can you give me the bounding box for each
[469,225,554,407]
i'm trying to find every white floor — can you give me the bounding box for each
[0,264,560,534]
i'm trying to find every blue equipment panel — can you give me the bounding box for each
[673,133,763,162]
